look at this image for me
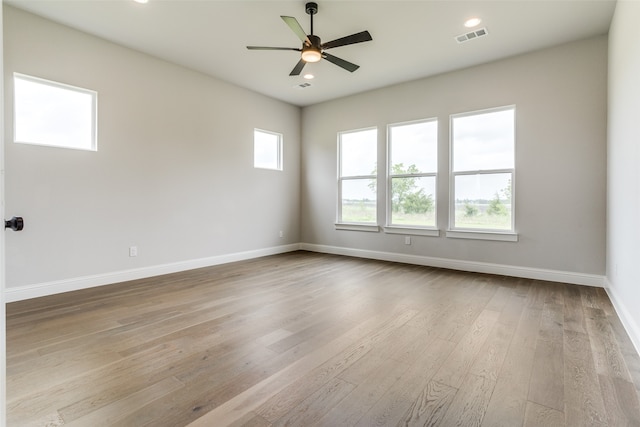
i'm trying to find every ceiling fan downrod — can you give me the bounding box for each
[306,2,318,36]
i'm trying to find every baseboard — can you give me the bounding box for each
[299,243,605,287]
[604,277,640,357]
[5,244,301,303]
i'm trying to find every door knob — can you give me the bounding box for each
[5,216,24,231]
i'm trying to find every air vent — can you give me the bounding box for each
[294,82,312,89]
[455,27,489,44]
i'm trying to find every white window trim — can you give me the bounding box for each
[254,128,283,171]
[386,118,439,232]
[449,105,516,238]
[13,72,98,151]
[336,126,378,227]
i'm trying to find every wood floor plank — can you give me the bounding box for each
[598,374,640,426]
[481,305,541,427]
[326,327,447,426]
[539,302,564,343]
[318,356,409,426]
[523,401,565,427]
[497,291,527,327]
[387,325,442,365]
[270,377,356,426]
[562,327,609,426]
[564,329,592,361]
[395,380,457,427]
[579,285,602,310]
[528,339,565,411]
[482,377,528,427]
[585,306,633,382]
[226,412,271,427]
[4,251,639,427]
[432,309,500,388]
[353,337,456,427]
[563,284,586,333]
[594,288,616,316]
[469,321,516,383]
[608,313,640,392]
[484,284,514,313]
[438,372,496,427]
[564,352,607,426]
[6,345,123,398]
[62,376,185,426]
[543,281,565,306]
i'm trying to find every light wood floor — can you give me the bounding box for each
[6,251,640,427]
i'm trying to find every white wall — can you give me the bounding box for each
[607,0,640,353]
[301,36,608,282]
[3,6,301,294]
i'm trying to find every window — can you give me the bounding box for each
[254,129,282,170]
[14,73,97,151]
[337,128,378,228]
[450,106,515,237]
[386,119,438,233]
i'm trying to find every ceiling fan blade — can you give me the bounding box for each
[322,31,372,50]
[281,16,311,46]
[289,59,307,76]
[322,52,360,73]
[247,46,301,51]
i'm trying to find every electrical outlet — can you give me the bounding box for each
[279,230,284,238]
[129,246,138,257]
[405,236,411,245]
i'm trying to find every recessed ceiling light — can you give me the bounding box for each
[133,0,149,4]
[464,17,482,28]
[303,74,315,80]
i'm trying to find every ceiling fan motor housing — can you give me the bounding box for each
[307,34,322,49]
[302,34,322,62]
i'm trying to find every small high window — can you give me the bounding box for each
[13,73,97,151]
[254,129,282,170]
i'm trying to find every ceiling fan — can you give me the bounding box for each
[247,2,372,76]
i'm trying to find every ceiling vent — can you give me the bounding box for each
[294,82,312,89]
[455,27,489,44]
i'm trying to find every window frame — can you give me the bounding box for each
[448,105,517,241]
[336,126,379,232]
[253,128,283,171]
[13,72,98,151]
[384,118,439,237]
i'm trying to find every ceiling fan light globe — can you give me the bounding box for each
[302,49,322,63]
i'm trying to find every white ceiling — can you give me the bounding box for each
[6,0,616,107]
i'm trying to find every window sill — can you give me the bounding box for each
[254,166,283,171]
[335,223,380,232]
[383,226,440,237]
[446,230,518,242]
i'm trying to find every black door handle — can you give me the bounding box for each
[5,216,24,231]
